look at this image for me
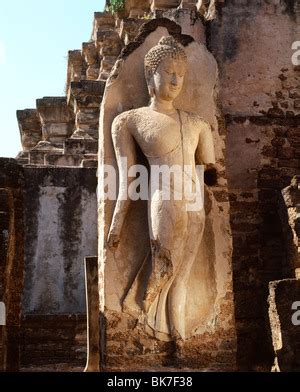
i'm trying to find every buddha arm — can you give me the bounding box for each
[107,114,137,248]
[195,120,216,166]
[195,120,217,186]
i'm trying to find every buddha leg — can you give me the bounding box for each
[143,198,187,317]
[168,208,205,341]
[143,240,173,313]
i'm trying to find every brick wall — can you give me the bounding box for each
[210,0,300,369]
[0,158,24,371]
[0,189,9,371]
[20,314,87,371]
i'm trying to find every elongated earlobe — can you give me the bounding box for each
[145,67,155,97]
[148,83,155,98]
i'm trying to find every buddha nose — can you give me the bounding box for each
[171,74,178,85]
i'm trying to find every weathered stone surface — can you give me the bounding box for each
[161,8,206,44]
[151,0,180,11]
[20,314,86,369]
[280,176,300,278]
[179,0,197,11]
[44,154,83,167]
[229,186,288,369]
[68,80,105,140]
[64,139,98,155]
[81,159,98,168]
[84,257,100,372]
[16,109,42,151]
[210,1,300,117]
[15,151,29,166]
[96,30,124,80]
[66,50,86,93]
[22,167,97,314]
[36,97,75,147]
[268,279,300,371]
[125,0,150,18]
[220,14,300,362]
[29,147,64,166]
[118,18,146,45]
[28,151,46,165]
[0,158,24,372]
[0,187,9,371]
[92,12,116,42]
[82,42,100,81]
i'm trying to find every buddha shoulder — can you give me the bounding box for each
[112,108,152,132]
[182,111,211,127]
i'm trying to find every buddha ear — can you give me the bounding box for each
[145,68,155,97]
[148,80,155,98]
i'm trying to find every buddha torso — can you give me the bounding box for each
[126,107,201,168]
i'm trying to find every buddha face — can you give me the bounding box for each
[148,57,186,102]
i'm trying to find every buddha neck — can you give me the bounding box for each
[149,98,177,115]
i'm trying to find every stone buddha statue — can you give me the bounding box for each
[107,36,216,345]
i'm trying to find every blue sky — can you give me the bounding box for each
[0,0,105,157]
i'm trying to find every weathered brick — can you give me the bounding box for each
[279,101,289,109]
[289,138,300,148]
[278,159,299,168]
[274,128,287,137]
[229,201,259,213]
[20,314,87,368]
[262,146,277,157]
[214,190,229,202]
[289,90,300,99]
[267,108,284,117]
[258,189,278,202]
[294,100,300,109]
[287,129,300,137]
[230,221,259,232]
[271,137,286,147]
[277,147,295,159]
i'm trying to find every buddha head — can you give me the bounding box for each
[144,36,187,102]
